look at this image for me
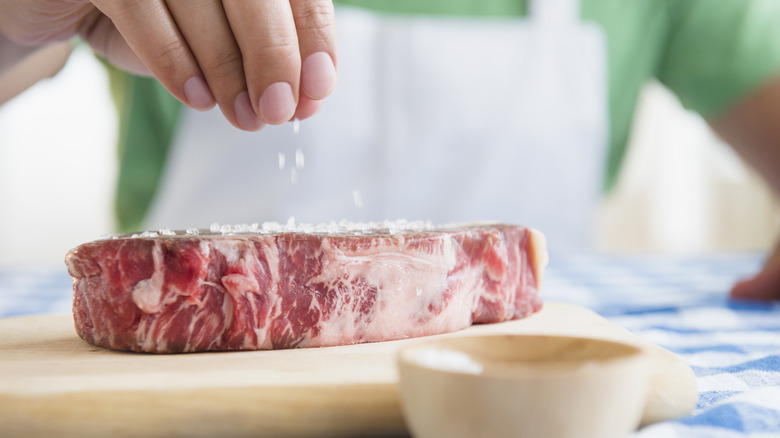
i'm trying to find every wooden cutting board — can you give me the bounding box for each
[0,302,696,438]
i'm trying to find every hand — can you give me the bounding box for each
[0,0,338,131]
[710,74,780,302]
[731,241,780,301]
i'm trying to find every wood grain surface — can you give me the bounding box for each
[0,302,697,438]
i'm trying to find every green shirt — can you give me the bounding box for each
[110,0,780,233]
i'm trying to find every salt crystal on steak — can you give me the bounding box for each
[65,221,547,353]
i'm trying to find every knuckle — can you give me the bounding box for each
[295,0,336,32]
[150,37,188,73]
[105,0,153,21]
[203,48,244,81]
[254,33,299,65]
[213,48,244,71]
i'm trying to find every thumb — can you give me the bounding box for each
[731,269,780,301]
[730,243,780,301]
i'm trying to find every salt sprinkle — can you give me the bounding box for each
[278,152,286,170]
[352,188,364,209]
[293,117,300,134]
[295,148,305,169]
[234,224,251,233]
[286,216,296,229]
[120,219,441,239]
[290,168,298,183]
[261,221,283,233]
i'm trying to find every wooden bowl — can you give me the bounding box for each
[397,334,649,438]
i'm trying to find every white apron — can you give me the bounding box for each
[144,0,608,254]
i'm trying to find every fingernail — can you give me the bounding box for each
[258,82,296,125]
[292,96,323,121]
[302,52,336,100]
[233,91,265,131]
[183,76,215,110]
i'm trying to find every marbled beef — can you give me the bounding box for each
[65,221,547,353]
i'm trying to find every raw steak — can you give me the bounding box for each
[65,221,547,353]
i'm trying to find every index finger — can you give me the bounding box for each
[91,0,215,110]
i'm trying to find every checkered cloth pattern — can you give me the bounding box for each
[0,268,72,317]
[544,253,780,438]
[1,252,779,436]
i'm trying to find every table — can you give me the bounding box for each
[2,253,779,437]
[546,253,780,438]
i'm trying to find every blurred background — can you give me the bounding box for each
[1,45,778,268]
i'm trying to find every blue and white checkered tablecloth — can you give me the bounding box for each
[544,253,780,438]
[1,253,779,437]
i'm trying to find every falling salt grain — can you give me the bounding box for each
[278,152,286,170]
[352,188,364,209]
[286,216,296,231]
[290,167,298,183]
[293,117,300,134]
[295,148,305,169]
